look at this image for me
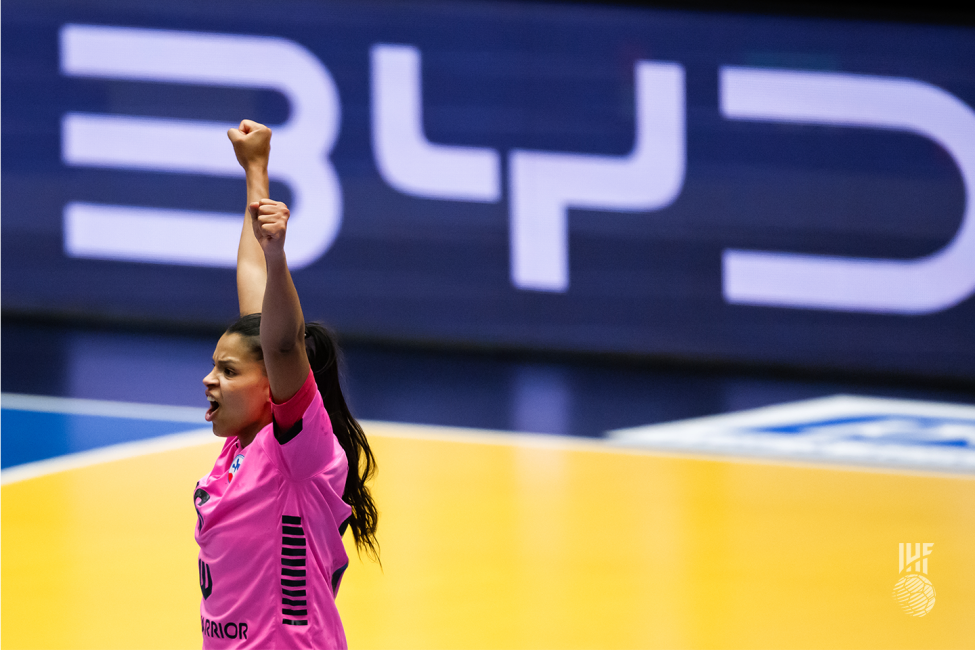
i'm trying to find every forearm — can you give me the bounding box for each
[237,163,269,315]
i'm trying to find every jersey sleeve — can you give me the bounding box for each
[271,367,317,432]
[267,369,348,484]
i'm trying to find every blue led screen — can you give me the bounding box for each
[3,0,974,379]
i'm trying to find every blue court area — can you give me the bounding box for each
[0,383,211,469]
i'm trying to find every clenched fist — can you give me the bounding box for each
[249,198,290,258]
[228,119,271,169]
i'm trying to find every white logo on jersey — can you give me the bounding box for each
[229,454,245,482]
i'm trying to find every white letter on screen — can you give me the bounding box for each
[509,61,685,292]
[721,66,975,314]
[371,44,500,202]
[60,24,342,269]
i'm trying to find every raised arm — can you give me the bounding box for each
[229,119,309,402]
[228,120,272,316]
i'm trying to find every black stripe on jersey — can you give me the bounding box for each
[331,561,349,593]
[281,514,309,625]
[274,418,304,445]
[338,516,350,536]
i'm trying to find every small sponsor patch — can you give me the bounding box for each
[229,454,245,482]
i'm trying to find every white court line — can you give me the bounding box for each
[1,428,217,485]
[0,417,618,486]
[1,392,206,422]
[367,420,975,480]
[0,392,615,484]
[364,420,616,451]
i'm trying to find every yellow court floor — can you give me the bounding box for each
[3,422,974,649]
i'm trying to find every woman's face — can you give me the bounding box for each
[203,332,271,444]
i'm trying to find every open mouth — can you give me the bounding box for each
[205,400,220,422]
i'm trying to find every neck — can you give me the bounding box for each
[236,409,273,449]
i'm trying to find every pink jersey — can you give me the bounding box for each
[194,370,352,649]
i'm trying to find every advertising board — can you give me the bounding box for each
[4,0,974,378]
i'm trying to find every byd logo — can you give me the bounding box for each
[60,24,975,315]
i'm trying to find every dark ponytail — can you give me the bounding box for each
[303,322,380,561]
[226,314,380,560]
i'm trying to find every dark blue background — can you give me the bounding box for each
[4,0,974,379]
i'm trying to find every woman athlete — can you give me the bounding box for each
[193,119,378,649]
